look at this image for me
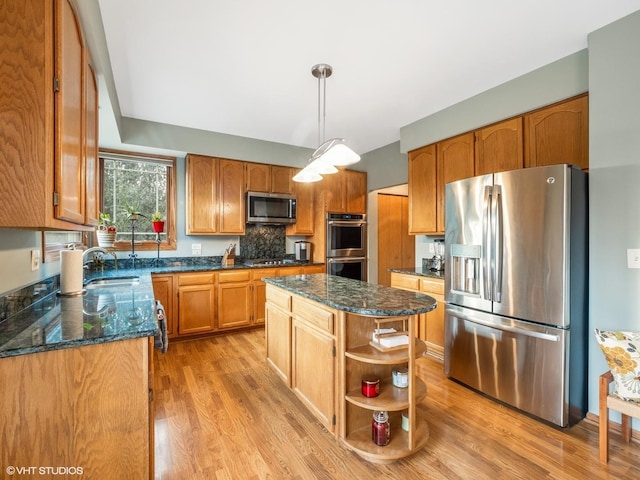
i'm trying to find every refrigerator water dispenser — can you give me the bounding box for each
[450,244,481,295]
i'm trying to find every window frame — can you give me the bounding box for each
[98,149,177,252]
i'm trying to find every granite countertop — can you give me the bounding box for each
[0,259,324,359]
[263,274,437,317]
[389,267,445,280]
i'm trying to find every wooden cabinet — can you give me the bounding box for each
[176,273,216,335]
[0,338,153,479]
[252,268,279,325]
[524,95,588,170]
[320,169,367,214]
[151,274,175,338]
[436,132,475,233]
[287,173,315,235]
[291,296,336,431]
[265,287,293,385]
[185,155,245,235]
[474,117,523,176]
[84,60,99,226]
[247,163,293,194]
[217,271,252,330]
[378,194,414,286]
[408,144,437,234]
[390,272,444,361]
[0,0,98,230]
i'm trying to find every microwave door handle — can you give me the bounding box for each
[483,185,492,301]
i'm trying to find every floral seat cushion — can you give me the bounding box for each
[594,329,640,403]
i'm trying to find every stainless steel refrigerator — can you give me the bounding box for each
[444,164,587,427]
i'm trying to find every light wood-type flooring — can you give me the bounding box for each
[153,329,639,479]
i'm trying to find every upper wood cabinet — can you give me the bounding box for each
[436,132,475,233]
[185,154,245,235]
[524,95,588,170]
[287,173,315,235]
[0,0,97,230]
[319,169,367,214]
[474,117,523,176]
[408,144,437,234]
[84,60,100,227]
[246,163,294,194]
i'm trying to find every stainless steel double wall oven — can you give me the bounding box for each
[325,213,367,281]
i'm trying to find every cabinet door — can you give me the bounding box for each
[322,171,346,213]
[186,154,218,234]
[420,278,445,361]
[271,166,293,194]
[265,303,292,385]
[475,117,523,176]
[252,268,278,325]
[408,144,437,234]
[217,282,252,330]
[84,60,99,226]
[152,274,175,338]
[246,163,270,192]
[524,95,588,170]
[55,0,85,224]
[218,159,246,234]
[436,132,475,233]
[345,170,367,214]
[178,284,216,335]
[287,174,315,235]
[291,318,335,431]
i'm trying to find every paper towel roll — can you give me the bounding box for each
[60,249,83,294]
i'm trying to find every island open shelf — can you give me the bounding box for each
[264,274,436,463]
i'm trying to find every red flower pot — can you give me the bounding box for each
[152,221,165,233]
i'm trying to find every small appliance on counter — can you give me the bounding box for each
[295,241,312,261]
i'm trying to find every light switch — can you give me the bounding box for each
[627,249,640,268]
[31,249,40,271]
[192,243,202,256]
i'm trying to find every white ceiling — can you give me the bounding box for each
[97,0,640,155]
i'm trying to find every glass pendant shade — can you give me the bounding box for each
[292,168,322,183]
[316,139,360,166]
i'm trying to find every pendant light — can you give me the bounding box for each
[293,64,360,183]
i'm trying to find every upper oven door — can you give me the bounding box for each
[326,213,367,257]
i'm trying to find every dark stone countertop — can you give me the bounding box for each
[388,267,445,281]
[263,274,437,317]
[0,259,324,359]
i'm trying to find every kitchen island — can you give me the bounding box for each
[263,274,437,463]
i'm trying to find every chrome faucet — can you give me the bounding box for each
[82,247,118,270]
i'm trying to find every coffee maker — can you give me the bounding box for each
[430,240,445,271]
[295,241,312,262]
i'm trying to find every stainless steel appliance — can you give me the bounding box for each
[444,164,587,427]
[326,213,367,281]
[246,191,297,224]
[295,241,312,261]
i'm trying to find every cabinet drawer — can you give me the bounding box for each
[292,297,334,334]
[390,273,420,292]
[252,268,278,281]
[266,287,292,311]
[178,272,215,286]
[420,278,444,295]
[218,270,251,283]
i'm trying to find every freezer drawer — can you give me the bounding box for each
[444,305,571,427]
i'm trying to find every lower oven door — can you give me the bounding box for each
[326,257,367,281]
[445,304,571,426]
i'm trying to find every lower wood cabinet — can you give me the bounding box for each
[265,286,293,385]
[0,338,153,479]
[152,265,325,339]
[390,272,445,361]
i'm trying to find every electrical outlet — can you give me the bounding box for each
[192,243,202,256]
[627,249,640,268]
[31,249,40,271]
[427,243,435,255]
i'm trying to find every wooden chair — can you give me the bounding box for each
[599,370,640,462]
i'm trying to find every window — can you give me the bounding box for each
[99,149,177,251]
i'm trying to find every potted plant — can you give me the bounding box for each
[96,213,117,247]
[151,211,165,233]
[124,202,146,221]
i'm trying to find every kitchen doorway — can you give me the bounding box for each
[377,193,414,286]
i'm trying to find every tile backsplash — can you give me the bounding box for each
[239,224,286,259]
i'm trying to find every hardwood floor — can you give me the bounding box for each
[153,329,639,479]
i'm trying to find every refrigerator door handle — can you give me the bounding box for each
[493,185,503,302]
[446,306,561,342]
[483,185,492,301]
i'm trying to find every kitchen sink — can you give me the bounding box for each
[85,276,140,289]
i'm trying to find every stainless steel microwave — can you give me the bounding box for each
[246,191,297,224]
